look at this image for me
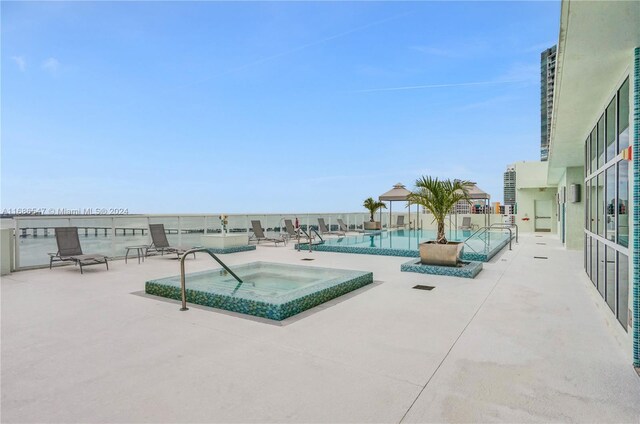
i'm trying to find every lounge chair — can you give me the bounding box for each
[458,217,478,230]
[49,227,109,274]
[284,219,310,242]
[249,220,286,245]
[318,218,345,236]
[147,224,195,258]
[392,215,408,228]
[337,218,365,234]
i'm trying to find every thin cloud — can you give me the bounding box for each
[299,170,411,184]
[410,45,462,58]
[42,57,60,74]
[410,39,490,59]
[349,79,527,94]
[455,94,516,111]
[179,11,413,89]
[12,56,26,71]
[498,62,539,84]
[524,41,557,53]
[411,46,454,57]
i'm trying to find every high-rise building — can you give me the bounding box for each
[540,45,557,161]
[503,164,516,206]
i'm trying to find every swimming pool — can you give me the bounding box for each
[297,229,512,261]
[145,262,373,320]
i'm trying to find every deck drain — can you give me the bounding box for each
[536,242,547,245]
[301,258,315,261]
[413,285,435,291]
[534,256,548,259]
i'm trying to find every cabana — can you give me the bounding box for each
[467,183,491,228]
[452,182,492,231]
[378,183,420,230]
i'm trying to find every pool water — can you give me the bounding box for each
[303,229,512,261]
[323,229,462,250]
[145,262,373,320]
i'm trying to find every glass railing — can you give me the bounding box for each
[3,213,382,269]
[2,212,511,269]
[463,227,513,255]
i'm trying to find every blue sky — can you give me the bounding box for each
[2,1,560,213]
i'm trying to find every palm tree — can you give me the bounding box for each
[363,197,387,222]
[407,177,472,244]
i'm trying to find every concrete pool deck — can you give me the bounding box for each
[1,234,639,422]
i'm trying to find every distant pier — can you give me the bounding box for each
[17,226,282,238]
[16,227,207,238]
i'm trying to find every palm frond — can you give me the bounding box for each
[407,177,473,243]
[363,197,387,221]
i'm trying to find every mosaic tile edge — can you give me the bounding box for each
[145,271,373,321]
[632,47,639,367]
[295,235,512,263]
[400,259,483,279]
[203,245,256,254]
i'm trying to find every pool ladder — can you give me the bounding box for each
[179,248,244,311]
[296,227,323,252]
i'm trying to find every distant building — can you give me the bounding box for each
[540,45,557,161]
[453,182,490,215]
[421,182,491,216]
[453,199,472,214]
[499,205,516,214]
[503,164,516,206]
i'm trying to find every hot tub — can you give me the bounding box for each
[145,262,373,320]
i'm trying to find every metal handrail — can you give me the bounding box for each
[463,226,513,252]
[179,248,244,311]
[296,227,323,252]
[490,222,518,243]
[310,228,324,243]
[297,228,310,252]
[465,226,489,242]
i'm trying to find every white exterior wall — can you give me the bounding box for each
[556,167,586,250]
[513,161,558,234]
[1,229,14,275]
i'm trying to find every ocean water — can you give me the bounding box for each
[2,214,373,267]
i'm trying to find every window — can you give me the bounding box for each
[597,115,605,168]
[585,137,590,175]
[597,241,605,297]
[586,235,591,279]
[606,166,615,242]
[617,160,629,247]
[605,247,615,313]
[618,78,629,150]
[606,98,616,161]
[585,179,590,228]
[590,128,597,172]
[583,75,629,332]
[597,174,604,237]
[590,177,597,232]
[617,253,628,331]
[590,237,597,287]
